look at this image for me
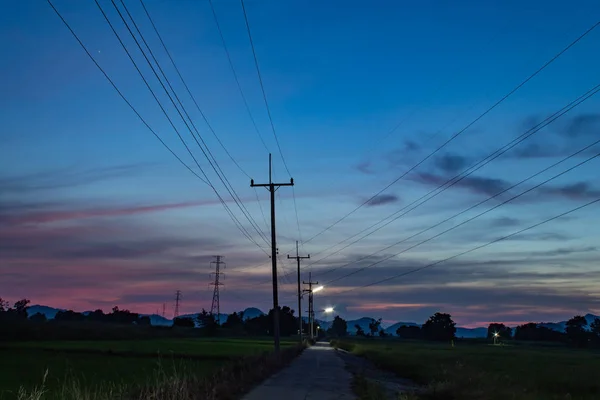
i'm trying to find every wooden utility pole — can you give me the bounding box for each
[288,240,309,344]
[303,272,318,340]
[251,153,294,354]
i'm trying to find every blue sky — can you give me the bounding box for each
[1,0,600,327]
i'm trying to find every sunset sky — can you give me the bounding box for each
[1,0,600,327]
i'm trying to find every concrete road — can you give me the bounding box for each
[242,342,355,400]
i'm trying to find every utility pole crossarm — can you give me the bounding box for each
[251,180,294,187]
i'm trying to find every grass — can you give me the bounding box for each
[1,338,299,399]
[4,338,296,358]
[0,348,218,398]
[352,374,388,400]
[333,339,600,400]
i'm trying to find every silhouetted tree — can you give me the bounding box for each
[355,324,366,337]
[514,323,565,342]
[55,310,85,322]
[378,328,387,337]
[13,299,30,314]
[173,317,195,328]
[107,306,139,324]
[396,325,422,339]
[29,312,47,323]
[138,316,151,326]
[368,318,382,337]
[327,316,348,337]
[590,318,600,343]
[245,314,269,336]
[196,309,217,336]
[87,309,105,322]
[275,306,298,336]
[422,312,456,341]
[566,315,589,347]
[223,312,245,333]
[487,323,512,340]
[0,298,9,312]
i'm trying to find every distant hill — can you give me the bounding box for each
[384,322,419,335]
[456,327,488,338]
[539,313,599,333]
[26,305,64,319]
[141,314,172,326]
[178,313,228,326]
[241,307,264,320]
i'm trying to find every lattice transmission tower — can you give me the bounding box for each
[174,290,181,319]
[209,255,225,324]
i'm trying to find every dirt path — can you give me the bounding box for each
[242,341,355,400]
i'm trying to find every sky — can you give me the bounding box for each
[1,0,600,328]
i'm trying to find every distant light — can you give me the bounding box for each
[493,332,499,337]
[313,286,324,293]
[324,307,334,313]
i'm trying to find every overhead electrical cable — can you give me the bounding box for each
[47,0,268,254]
[326,138,600,285]
[139,0,255,178]
[299,21,600,245]
[329,197,600,296]
[301,82,600,274]
[106,0,271,247]
[240,0,304,244]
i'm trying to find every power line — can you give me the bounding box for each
[330,197,600,297]
[240,0,289,175]
[253,187,270,232]
[303,82,600,274]
[139,0,255,178]
[104,0,271,248]
[300,20,600,245]
[45,0,208,186]
[207,0,270,153]
[326,139,600,286]
[240,0,304,244]
[114,0,270,247]
[48,0,268,254]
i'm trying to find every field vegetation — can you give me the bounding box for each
[333,338,600,400]
[0,298,305,399]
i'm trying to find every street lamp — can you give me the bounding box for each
[313,286,324,293]
[493,331,499,345]
[324,307,334,313]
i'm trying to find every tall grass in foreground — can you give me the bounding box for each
[12,344,305,400]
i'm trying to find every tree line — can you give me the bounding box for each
[327,312,600,347]
[1,298,151,325]
[488,316,600,347]
[5,297,599,346]
[326,312,458,341]
[173,306,309,337]
[0,298,311,340]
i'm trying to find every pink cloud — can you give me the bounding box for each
[347,303,431,311]
[3,201,211,226]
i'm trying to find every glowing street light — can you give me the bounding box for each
[313,286,324,293]
[493,331,499,345]
[324,307,334,313]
